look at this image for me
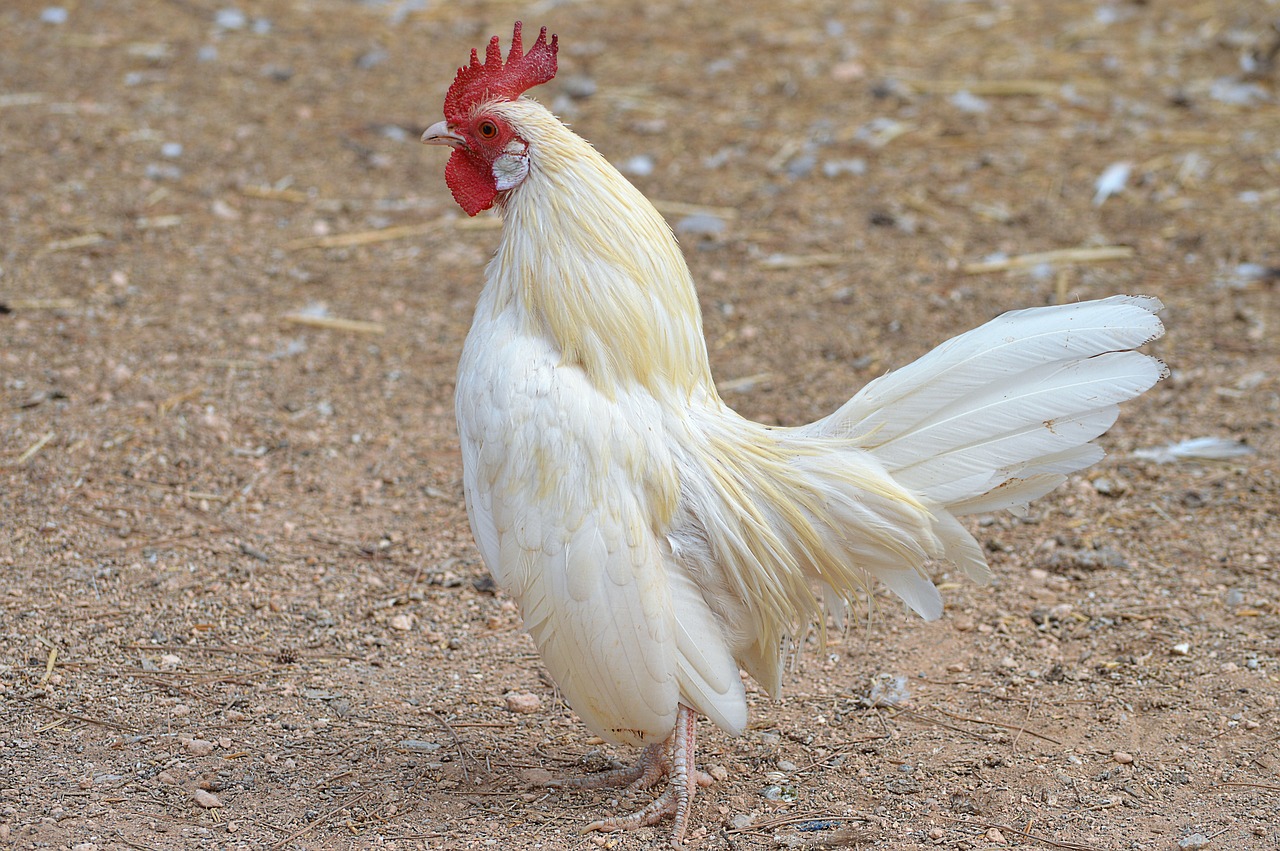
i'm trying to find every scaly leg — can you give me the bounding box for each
[581,704,702,847]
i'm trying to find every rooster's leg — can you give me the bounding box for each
[582,704,705,847]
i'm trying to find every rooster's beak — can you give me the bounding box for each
[422,121,464,147]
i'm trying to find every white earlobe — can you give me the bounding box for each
[493,152,530,191]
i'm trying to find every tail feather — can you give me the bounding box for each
[811,295,1166,513]
[682,296,1164,694]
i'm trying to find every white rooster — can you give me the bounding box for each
[421,22,1165,845]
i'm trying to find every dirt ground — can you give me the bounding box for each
[2,0,1278,849]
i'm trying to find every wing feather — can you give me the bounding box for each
[458,323,745,744]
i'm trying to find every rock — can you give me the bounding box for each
[1112,751,1134,764]
[389,613,413,631]
[193,789,222,808]
[504,691,541,714]
[1178,833,1211,850]
[785,154,816,179]
[185,738,215,756]
[822,158,866,178]
[829,60,865,82]
[620,155,655,177]
[985,826,1007,844]
[950,90,990,114]
[674,213,727,238]
[521,767,554,786]
[1046,545,1129,572]
[562,75,597,99]
[214,8,246,30]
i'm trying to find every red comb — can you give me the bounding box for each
[443,22,558,124]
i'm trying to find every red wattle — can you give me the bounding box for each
[445,150,498,216]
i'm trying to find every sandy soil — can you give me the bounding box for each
[2,0,1278,849]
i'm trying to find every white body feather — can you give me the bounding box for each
[454,98,1165,747]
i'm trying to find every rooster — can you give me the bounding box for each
[421,22,1165,846]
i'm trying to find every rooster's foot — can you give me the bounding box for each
[577,704,710,848]
[549,740,667,796]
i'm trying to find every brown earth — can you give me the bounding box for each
[2,0,1278,849]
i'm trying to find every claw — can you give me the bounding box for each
[559,705,701,847]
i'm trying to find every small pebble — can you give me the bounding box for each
[1112,751,1134,764]
[390,613,413,631]
[1092,161,1131,206]
[829,60,865,82]
[504,691,541,714]
[949,90,990,114]
[822,158,866,178]
[399,739,440,753]
[1172,643,1191,656]
[785,154,816,179]
[41,6,68,24]
[193,789,222,808]
[562,75,597,99]
[214,8,246,29]
[674,213,727,237]
[521,767,554,786]
[1178,833,1211,850]
[985,826,1007,844]
[356,49,388,70]
[185,738,215,756]
[620,155,655,177]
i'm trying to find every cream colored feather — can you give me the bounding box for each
[454,97,1165,747]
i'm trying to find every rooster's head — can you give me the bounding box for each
[422,21,559,216]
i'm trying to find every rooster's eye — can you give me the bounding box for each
[477,120,499,140]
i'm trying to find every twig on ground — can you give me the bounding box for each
[268,789,376,849]
[13,432,55,465]
[962,246,1134,275]
[281,313,386,334]
[10,693,139,733]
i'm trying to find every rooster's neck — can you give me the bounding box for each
[483,101,715,401]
